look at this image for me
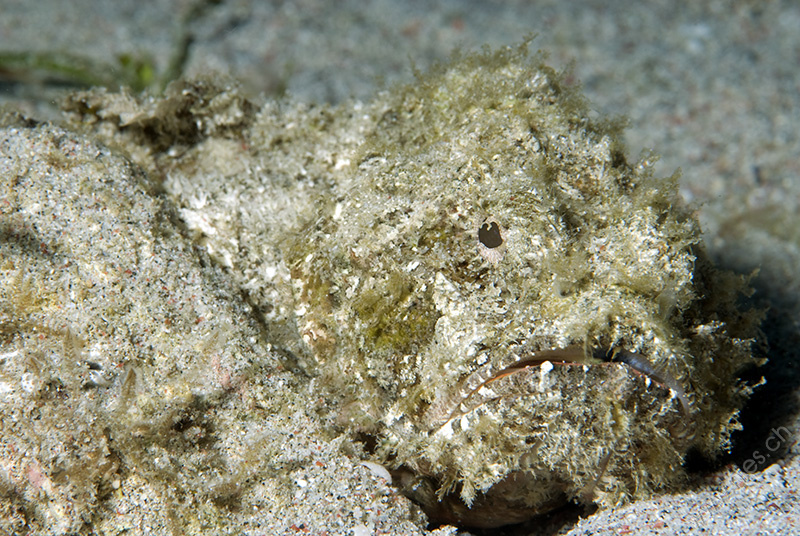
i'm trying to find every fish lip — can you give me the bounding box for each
[423,344,693,436]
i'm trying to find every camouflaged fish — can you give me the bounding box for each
[282,45,762,528]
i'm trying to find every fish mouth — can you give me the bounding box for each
[422,344,693,436]
[374,340,696,529]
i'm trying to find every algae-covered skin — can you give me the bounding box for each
[282,46,761,527]
[61,45,762,529]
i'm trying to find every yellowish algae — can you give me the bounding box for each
[60,44,763,528]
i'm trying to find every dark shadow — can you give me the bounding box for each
[729,302,800,469]
[708,251,800,473]
[434,502,590,536]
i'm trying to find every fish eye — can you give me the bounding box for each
[477,218,506,264]
[478,221,503,249]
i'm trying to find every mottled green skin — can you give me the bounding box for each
[285,46,759,526]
